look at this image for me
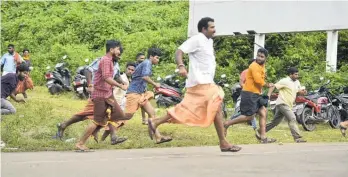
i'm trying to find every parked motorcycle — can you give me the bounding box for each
[332,86,348,122]
[154,69,184,108]
[73,59,89,99]
[296,79,341,131]
[44,55,72,95]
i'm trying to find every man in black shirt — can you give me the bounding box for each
[1,63,29,115]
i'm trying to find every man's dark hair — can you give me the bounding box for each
[147,48,162,58]
[8,44,14,48]
[287,67,299,75]
[126,62,136,68]
[106,40,122,53]
[17,63,29,72]
[257,48,268,57]
[197,17,214,32]
[23,48,29,53]
[136,52,145,59]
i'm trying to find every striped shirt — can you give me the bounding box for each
[91,54,115,99]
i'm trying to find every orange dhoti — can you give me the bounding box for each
[168,84,224,127]
[15,75,34,94]
[125,91,154,114]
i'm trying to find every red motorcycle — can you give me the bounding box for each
[295,80,341,131]
[154,69,184,108]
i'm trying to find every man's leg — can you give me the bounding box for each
[77,98,108,149]
[149,112,173,143]
[224,114,254,127]
[141,107,148,125]
[57,99,95,138]
[75,123,99,150]
[258,106,277,143]
[258,106,267,139]
[265,106,284,132]
[107,123,127,145]
[251,117,257,130]
[1,98,16,115]
[280,104,305,142]
[214,106,242,152]
[57,115,86,139]
[142,102,172,143]
[141,102,155,120]
[256,106,284,139]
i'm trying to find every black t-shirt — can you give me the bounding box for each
[1,73,18,98]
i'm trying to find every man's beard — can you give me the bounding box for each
[112,55,120,62]
[8,51,14,54]
[256,59,265,65]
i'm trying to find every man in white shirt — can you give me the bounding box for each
[146,17,241,152]
[257,67,307,142]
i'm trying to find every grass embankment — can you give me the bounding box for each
[1,87,347,152]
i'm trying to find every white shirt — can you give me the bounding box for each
[113,73,129,110]
[179,33,216,88]
[275,77,302,108]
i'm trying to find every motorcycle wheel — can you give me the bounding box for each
[77,93,85,99]
[301,107,316,131]
[49,85,62,95]
[328,106,341,129]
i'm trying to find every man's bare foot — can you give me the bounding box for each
[220,142,242,152]
[75,142,89,151]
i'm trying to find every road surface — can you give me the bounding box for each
[2,143,348,177]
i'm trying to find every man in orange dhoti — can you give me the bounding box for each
[147,17,242,152]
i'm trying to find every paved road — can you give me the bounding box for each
[2,143,348,177]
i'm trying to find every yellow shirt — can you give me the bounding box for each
[243,62,266,94]
[275,77,302,108]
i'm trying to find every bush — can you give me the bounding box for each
[1,1,347,97]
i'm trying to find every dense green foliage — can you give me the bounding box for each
[1,1,347,99]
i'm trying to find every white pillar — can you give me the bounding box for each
[254,34,265,59]
[326,30,338,72]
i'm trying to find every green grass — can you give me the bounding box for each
[1,86,347,152]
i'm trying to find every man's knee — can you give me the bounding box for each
[9,107,16,114]
[245,115,255,121]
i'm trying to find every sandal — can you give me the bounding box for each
[295,138,307,143]
[111,137,127,145]
[156,137,172,144]
[260,137,277,144]
[339,124,347,137]
[221,145,242,152]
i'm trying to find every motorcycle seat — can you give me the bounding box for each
[161,84,182,94]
